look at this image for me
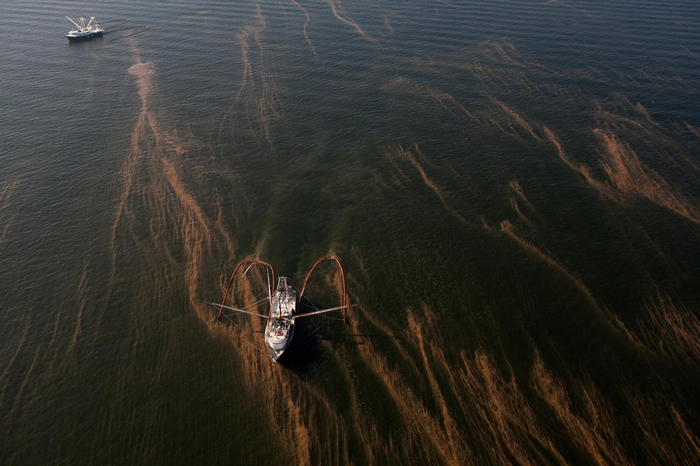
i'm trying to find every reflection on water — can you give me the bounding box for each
[1,0,699,463]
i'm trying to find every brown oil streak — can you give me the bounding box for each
[498,219,598,307]
[325,0,379,44]
[0,180,19,244]
[594,130,700,223]
[510,198,533,226]
[531,351,633,465]
[404,293,607,465]
[509,180,531,206]
[348,291,571,463]
[543,125,612,194]
[64,262,89,362]
[349,308,470,464]
[350,254,567,463]
[407,310,472,463]
[383,15,393,35]
[116,46,232,326]
[480,39,558,76]
[383,144,469,225]
[222,5,279,146]
[289,0,316,57]
[457,349,568,464]
[686,122,700,140]
[682,46,700,63]
[489,97,541,140]
[633,291,700,365]
[5,347,41,427]
[626,396,700,464]
[385,77,477,120]
[0,319,30,409]
[547,0,598,18]
[493,220,647,348]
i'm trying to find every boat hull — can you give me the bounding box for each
[66,31,104,42]
[266,322,295,361]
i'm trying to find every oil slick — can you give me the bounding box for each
[221,5,280,147]
[1,1,699,463]
[0,181,18,246]
[288,0,316,57]
[325,0,378,44]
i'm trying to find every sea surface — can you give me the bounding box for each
[1,0,700,464]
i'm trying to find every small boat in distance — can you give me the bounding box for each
[210,257,354,363]
[66,16,104,42]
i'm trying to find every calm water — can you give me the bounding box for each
[2,0,700,464]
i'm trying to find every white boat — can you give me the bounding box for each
[66,16,104,42]
[210,257,353,363]
[264,277,297,359]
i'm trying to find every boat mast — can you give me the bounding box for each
[86,16,95,29]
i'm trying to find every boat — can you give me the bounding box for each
[66,16,104,42]
[264,276,297,360]
[209,257,354,363]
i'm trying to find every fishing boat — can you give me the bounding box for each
[66,16,104,42]
[209,257,353,363]
[264,276,297,359]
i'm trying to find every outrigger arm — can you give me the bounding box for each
[292,304,357,320]
[66,16,82,29]
[208,302,270,319]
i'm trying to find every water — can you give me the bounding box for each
[1,0,700,463]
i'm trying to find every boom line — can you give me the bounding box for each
[298,255,348,323]
[219,259,275,320]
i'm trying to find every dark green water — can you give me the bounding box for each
[1,0,700,464]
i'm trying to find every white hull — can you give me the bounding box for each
[264,277,296,361]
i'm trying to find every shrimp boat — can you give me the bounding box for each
[209,257,354,362]
[66,16,104,42]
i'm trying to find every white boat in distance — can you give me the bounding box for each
[210,257,354,363]
[66,16,104,42]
